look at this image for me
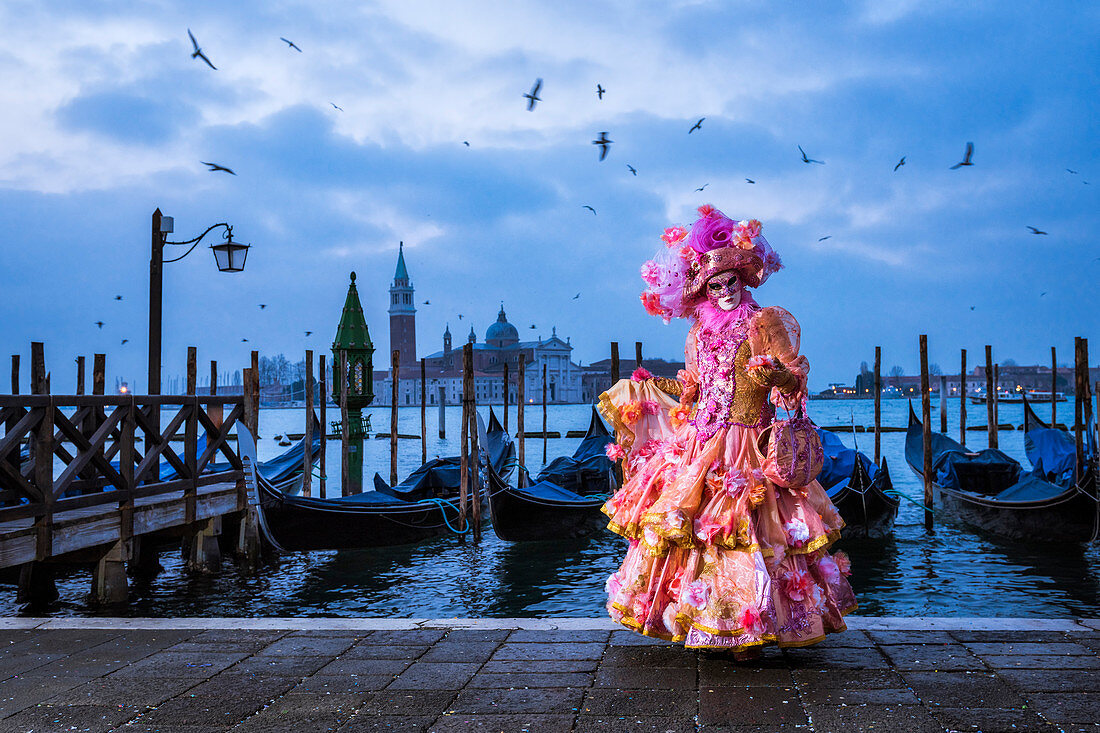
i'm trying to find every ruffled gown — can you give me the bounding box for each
[598,305,857,650]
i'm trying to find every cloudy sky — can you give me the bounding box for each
[2,0,1097,392]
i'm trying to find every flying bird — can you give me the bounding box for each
[970,306,976,311]
[1040,292,1047,297]
[627,164,637,176]
[592,131,612,161]
[202,161,236,175]
[241,338,249,342]
[524,78,542,111]
[529,324,536,329]
[279,37,302,52]
[596,84,605,100]
[121,339,129,345]
[894,156,906,172]
[423,299,430,305]
[818,235,831,242]
[1027,226,1048,235]
[94,321,104,329]
[463,141,470,147]
[689,118,704,134]
[1066,169,1078,174]
[114,295,123,301]
[798,145,824,164]
[572,293,580,300]
[458,314,464,320]
[745,178,755,184]
[258,304,267,310]
[187,29,217,70]
[304,331,313,337]
[330,103,343,112]
[694,183,709,192]
[583,205,597,215]
[949,142,974,169]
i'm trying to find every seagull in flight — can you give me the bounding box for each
[95,321,104,329]
[330,102,343,112]
[592,131,612,161]
[818,235,831,242]
[114,295,123,301]
[627,164,637,176]
[1027,226,1048,235]
[458,314,464,320]
[202,161,236,175]
[304,331,313,337]
[572,293,580,300]
[529,324,537,329]
[970,306,976,311]
[596,84,605,100]
[524,78,542,111]
[187,29,217,70]
[694,183,708,192]
[745,178,755,184]
[583,205,597,215]
[894,156,906,172]
[423,299,431,305]
[279,37,302,52]
[121,339,129,345]
[463,141,470,147]
[689,118,704,134]
[798,145,824,164]
[1066,168,1078,174]
[950,142,974,169]
[258,304,267,310]
[241,338,249,342]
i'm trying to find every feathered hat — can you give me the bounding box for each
[639,204,782,322]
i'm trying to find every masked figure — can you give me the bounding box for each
[600,205,856,655]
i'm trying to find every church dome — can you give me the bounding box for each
[486,304,519,346]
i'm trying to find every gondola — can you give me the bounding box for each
[240,426,464,551]
[533,405,615,495]
[1022,396,1096,492]
[815,428,899,539]
[485,407,612,542]
[904,404,1098,542]
[370,408,515,501]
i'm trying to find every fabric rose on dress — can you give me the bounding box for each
[834,551,852,576]
[665,509,685,529]
[620,401,643,425]
[747,354,781,371]
[668,404,691,429]
[643,527,660,547]
[751,468,766,483]
[662,602,679,634]
[724,470,749,498]
[782,569,815,602]
[739,603,765,636]
[605,443,626,461]
[660,225,688,246]
[605,572,622,597]
[684,580,711,609]
[667,568,685,596]
[641,400,660,416]
[784,518,810,546]
[631,591,653,620]
[631,366,653,381]
[817,555,842,584]
[694,516,724,543]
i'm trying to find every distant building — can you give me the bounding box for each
[581,358,685,403]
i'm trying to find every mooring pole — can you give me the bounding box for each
[340,351,350,497]
[459,344,470,534]
[391,350,399,486]
[468,356,481,544]
[518,358,526,488]
[250,351,260,439]
[542,362,548,466]
[1052,346,1059,426]
[985,345,996,449]
[420,358,427,466]
[503,361,510,434]
[76,356,85,395]
[1074,337,1085,488]
[303,349,313,498]
[873,346,881,464]
[959,349,967,446]
[610,342,620,386]
[920,335,933,530]
[318,354,327,498]
[438,386,446,440]
[635,341,643,374]
[993,364,1000,439]
[940,375,948,434]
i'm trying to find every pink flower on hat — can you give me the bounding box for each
[640,260,661,286]
[697,204,717,218]
[640,291,665,317]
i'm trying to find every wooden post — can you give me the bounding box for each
[10,354,17,395]
[187,347,197,396]
[340,351,350,497]
[303,349,314,498]
[243,368,255,442]
[93,353,106,396]
[459,344,470,533]
[5,356,17,475]
[517,358,526,487]
[1052,346,1059,426]
[993,364,1000,438]
[985,345,996,449]
[542,362,548,465]
[246,351,258,438]
[319,354,327,498]
[919,335,933,530]
[960,349,967,446]
[468,352,481,544]
[31,342,46,395]
[939,375,948,434]
[438,386,446,440]
[635,341,643,374]
[1074,338,1085,488]
[390,350,399,486]
[873,346,881,465]
[502,361,510,434]
[420,358,427,466]
[208,359,222,431]
[76,356,85,395]
[610,342,620,386]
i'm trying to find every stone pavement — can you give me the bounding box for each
[0,618,1098,732]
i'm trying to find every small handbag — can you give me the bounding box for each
[756,400,823,488]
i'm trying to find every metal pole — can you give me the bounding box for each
[920,335,933,530]
[340,351,350,496]
[148,208,163,397]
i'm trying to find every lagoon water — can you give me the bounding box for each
[5,397,1099,618]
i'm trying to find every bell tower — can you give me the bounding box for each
[388,241,417,368]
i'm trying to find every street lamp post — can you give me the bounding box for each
[147,208,250,397]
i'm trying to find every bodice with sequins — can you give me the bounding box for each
[691,320,774,441]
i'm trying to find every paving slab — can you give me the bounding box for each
[929,705,1050,733]
[426,712,576,732]
[901,670,1025,708]
[579,687,697,717]
[699,685,807,727]
[450,686,586,715]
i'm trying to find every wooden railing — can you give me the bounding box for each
[0,395,245,561]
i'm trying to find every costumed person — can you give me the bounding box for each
[599,204,856,657]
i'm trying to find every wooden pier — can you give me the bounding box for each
[0,392,249,606]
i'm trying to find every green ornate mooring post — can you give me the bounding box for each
[332,272,375,494]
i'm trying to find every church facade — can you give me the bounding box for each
[371,247,583,406]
